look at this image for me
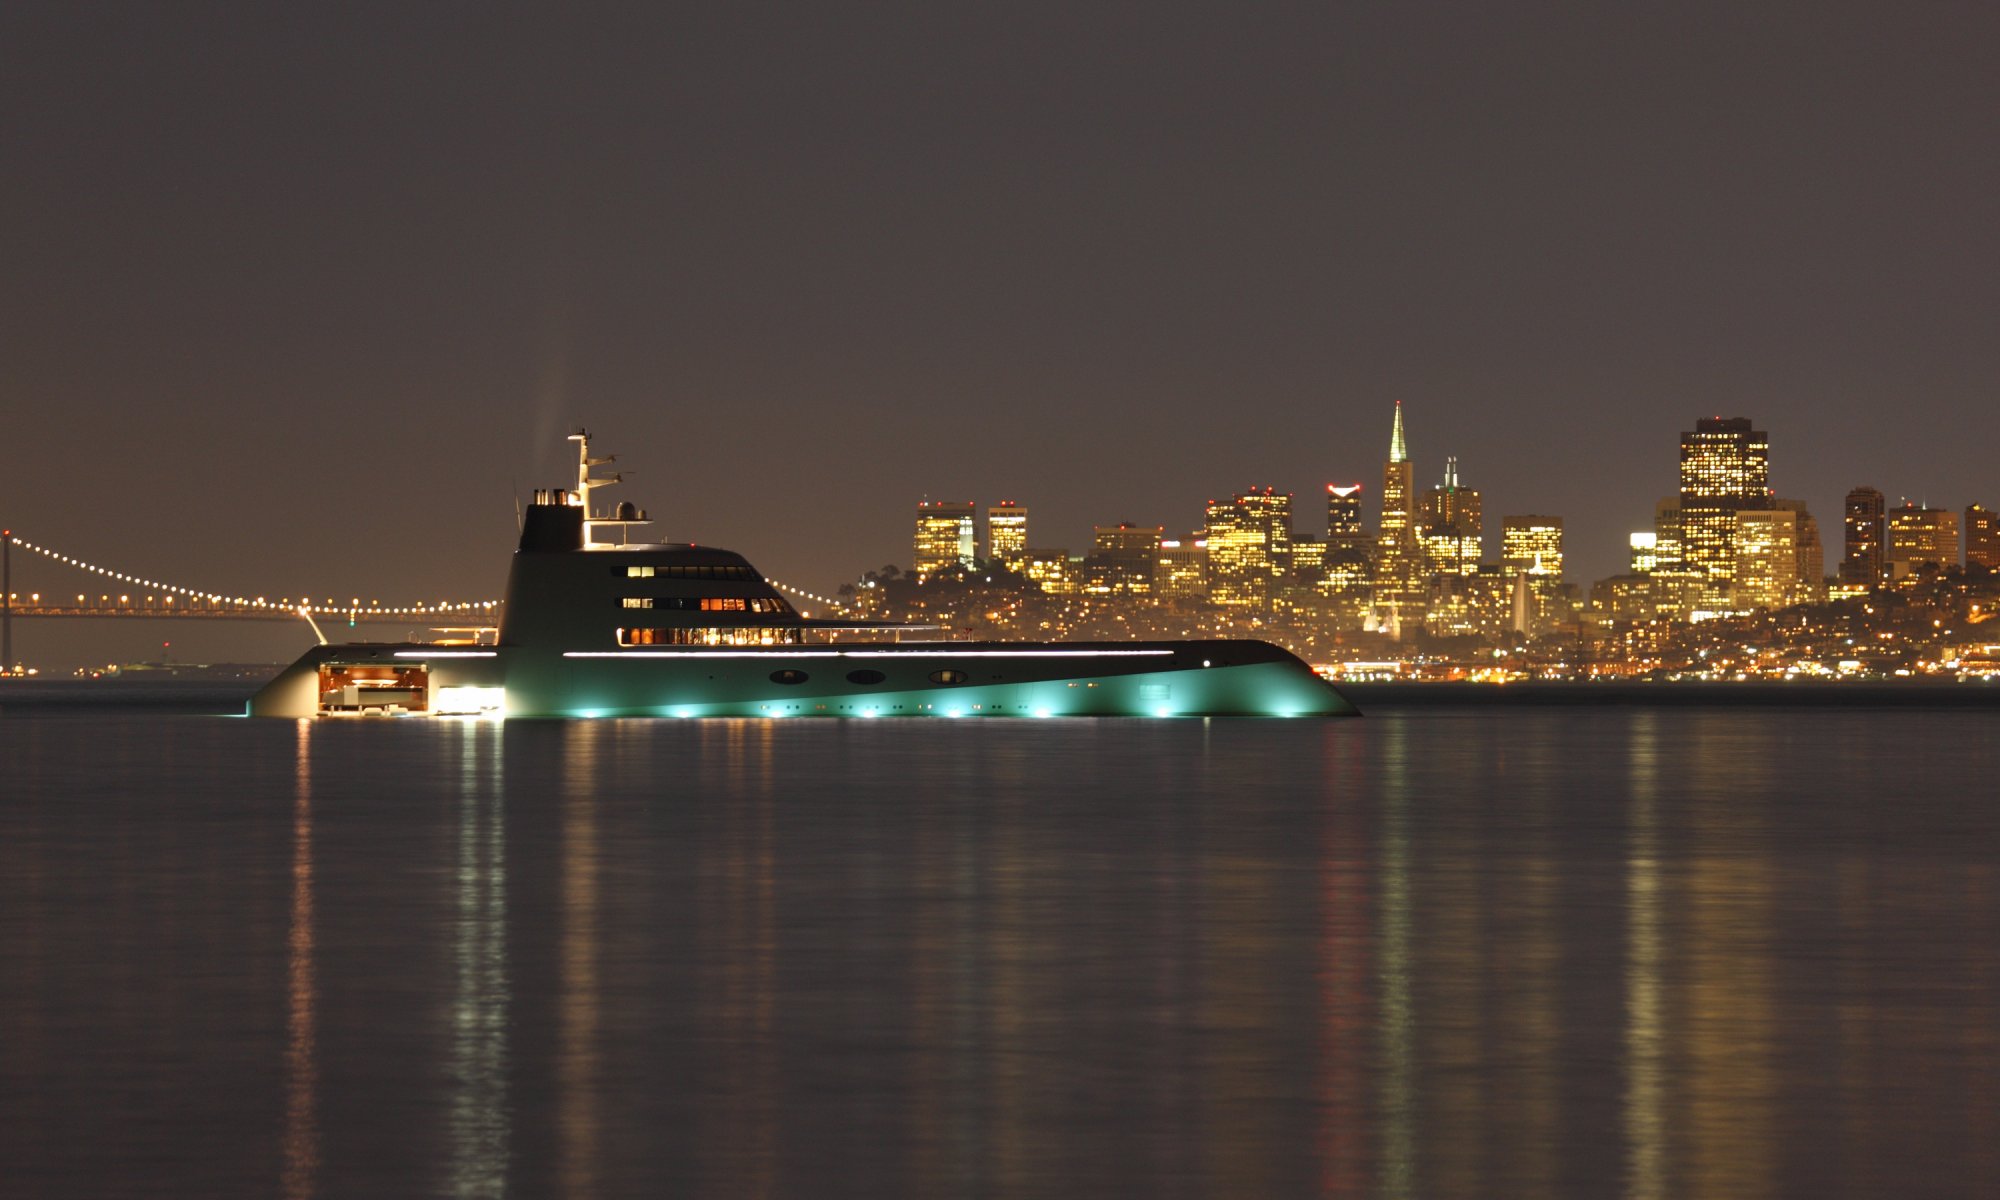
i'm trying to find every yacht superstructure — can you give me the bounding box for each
[250,432,1358,718]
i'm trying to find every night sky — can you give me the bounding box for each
[4,3,1995,667]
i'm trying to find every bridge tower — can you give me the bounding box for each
[3,529,13,672]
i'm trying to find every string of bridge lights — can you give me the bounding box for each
[764,577,856,613]
[9,531,845,618]
[4,535,498,617]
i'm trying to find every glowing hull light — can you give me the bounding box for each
[561,649,1173,659]
[1032,707,1054,719]
[434,686,506,716]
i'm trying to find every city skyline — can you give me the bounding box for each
[4,396,1993,672]
[893,402,1986,601]
[4,5,1997,620]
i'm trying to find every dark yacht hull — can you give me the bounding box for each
[249,638,1358,718]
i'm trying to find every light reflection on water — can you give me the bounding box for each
[450,721,508,1200]
[2,706,1999,1198]
[283,719,318,1200]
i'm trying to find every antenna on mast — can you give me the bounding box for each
[566,428,649,546]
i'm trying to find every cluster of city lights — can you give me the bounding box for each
[5,535,498,618]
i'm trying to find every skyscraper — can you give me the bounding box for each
[1842,487,1886,585]
[913,501,976,575]
[1678,417,1771,602]
[1790,500,1826,603]
[1502,516,1564,579]
[987,502,1028,568]
[1086,523,1163,594]
[1652,497,1684,567]
[1324,484,1371,592]
[1206,489,1292,608]
[1628,532,1660,574]
[1966,503,1999,571]
[1156,535,1209,599]
[1326,485,1367,554]
[1417,455,1482,577]
[1374,402,1420,621]
[1733,502,1823,610]
[1887,504,1959,580]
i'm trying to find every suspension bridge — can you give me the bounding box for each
[0,529,854,667]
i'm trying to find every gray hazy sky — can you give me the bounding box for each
[4,2,1996,666]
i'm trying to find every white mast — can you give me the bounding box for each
[567,428,646,546]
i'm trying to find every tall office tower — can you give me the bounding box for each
[1841,487,1886,585]
[1323,484,1372,590]
[1086,523,1163,594]
[1886,504,1960,580]
[1733,506,1819,610]
[987,502,1028,568]
[1502,516,1565,577]
[913,501,977,575]
[1629,532,1660,574]
[1375,402,1420,616]
[1206,488,1293,608]
[1966,504,2000,571]
[1653,497,1684,567]
[1678,417,1771,601]
[1156,535,1210,599]
[1326,485,1368,555]
[1417,455,1483,577]
[1787,500,1826,602]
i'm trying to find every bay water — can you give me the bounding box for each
[2,693,1996,1197]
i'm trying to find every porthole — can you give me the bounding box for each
[928,669,969,685]
[846,669,886,685]
[769,669,809,685]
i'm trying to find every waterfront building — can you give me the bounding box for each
[987,502,1028,568]
[1967,504,2000,571]
[1678,417,1771,602]
[1887,504,1960,580]
[1501,516,1564,577]
[1374,403,1422,627]
[1207,489,1293,608]
[1417,456,1483,577]
[1156,535,1209,599]
[1086,523,1163,594]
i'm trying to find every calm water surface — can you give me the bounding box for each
[2,703,1996,1198]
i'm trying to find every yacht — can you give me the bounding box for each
[249,432,1358,719]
